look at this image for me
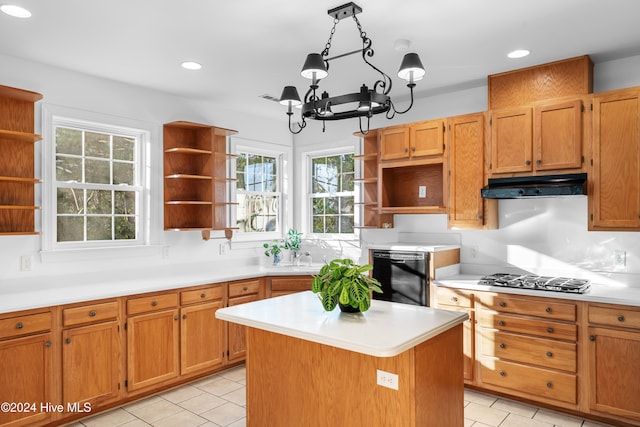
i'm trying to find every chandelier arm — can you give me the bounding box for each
[352,13,393,96]
[287,113,306,134]
[387,84,417,118]
[358,115,371,135]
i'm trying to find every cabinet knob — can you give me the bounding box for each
[525,160,531,165]
[243,286,249,291]
[536,159,542,165]
[546,382,553,388]
[545,307,552,313]
[451,296,458,302]
[404,148,408,153]
[201,293,207,299]
[89,310,97,317]
[151,301,158,307]
[65,338,71,344]
[499,301,506,307]
[499,370,506,377]
[547,327,554,333]
[618,315,625,322]
[590,335,596,341]
[498,320,505,326]
[182,314,187,319]
[45,341,52,348]
[174,315,179,321]
[499,343,505,349]
[546,351,553,357]
[411,147,415,152]
[15,322,24,329]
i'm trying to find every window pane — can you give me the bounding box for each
[312,197,324,215]
[57,188,84,214]
[236,154,247,189]
[113,136,135,161]
[325,216,338,233]
[340,215,354,233]
[56,156,82,181]
[341,172,354,192]
[342,154,354,172]
[87,216,112,240]
[113,162,134,185]
[57,216,84,242]
[115,216,136,240]
[325,197,338,214]
[87,190,112,214]
[85,159,110,184]
[85,132,110,158]
[340,196,354,214]
[56,128,82,155]
[115,191,135,215]
[236,193,279,232]
[312,216,324,233]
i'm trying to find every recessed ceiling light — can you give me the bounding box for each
[507,49,531,59]
[0,4,32,18]
[181,61,202,70]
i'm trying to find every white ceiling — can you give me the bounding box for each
[2,0,640,121]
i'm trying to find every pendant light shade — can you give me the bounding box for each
[398,52,426,82]
[279,86,302,106]
[301,53,328,80]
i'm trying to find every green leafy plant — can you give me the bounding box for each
[263,239,284,257]
[311,258,383,312]
[283,228,302,251]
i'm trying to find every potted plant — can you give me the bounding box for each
[311,258,383,313]
[263,228,302,266]
[263,239,285,265]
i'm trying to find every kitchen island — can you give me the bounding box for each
[216,291,468,427]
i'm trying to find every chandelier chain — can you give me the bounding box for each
[322,18,339,57]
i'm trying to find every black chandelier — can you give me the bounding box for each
[279,2,426,135]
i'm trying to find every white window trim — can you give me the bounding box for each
[41,103,157,261]
[301,144,360,241]
[230,137,292,243]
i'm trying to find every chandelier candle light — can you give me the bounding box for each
[279,2,426,134]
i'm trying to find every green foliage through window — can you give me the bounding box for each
[310,153,354,234]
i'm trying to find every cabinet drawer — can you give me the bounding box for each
[479,311,577,341]
[480,358,576,404]
[127,293,178,316]
[435,287,472,308]
[181,285,223,305]
[588,305,640,330]
[229,280,260,298]
[480,294,576,321]
[269,276,313,292]
[63,301,119,327]
[481,330,576,372]
[0,312,52,340]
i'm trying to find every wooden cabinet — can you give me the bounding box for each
[0,85,43,235]
[62,301,121,410]
[180,285,225,376]
[587,303,640,422]
[163,121,237,236]
[0,310,54,427]
[447,112,497,229]
[356,130,393,228]
[433,287,475,381]
[126,293,180,393]
[490,99,584,176]
[380,120,444,161]
[227,279,262,363]
[589,87,640,230]
[476,292,579,408]
[267,275,313,298]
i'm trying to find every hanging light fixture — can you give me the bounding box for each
[279,2,426,135]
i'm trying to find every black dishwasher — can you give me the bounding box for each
[371,250,429,306]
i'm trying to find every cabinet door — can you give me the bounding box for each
[380,126,410,160]
[490,107,533,174]
[411,120,444,157]
[591,90,640,229]
[180,301,224,376]
[448,113,485,229]
[227,294,260,363]
[588,327,640,419]
[0,333,53,427]
[127,309,179,392]
[63,321,120,407]
[534,100,583,171]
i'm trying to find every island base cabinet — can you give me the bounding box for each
[245,325,463,427]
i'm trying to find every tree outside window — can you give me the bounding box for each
[310,153,354,234]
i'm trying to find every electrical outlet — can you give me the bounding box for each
[614,250,626,267]
[418,185,427,198]
[470,245,479,259]
[376,369,399,390]
[219,243,227,255]
[20,255,32,272]
[162,246,170,259]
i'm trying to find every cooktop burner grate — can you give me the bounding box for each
[478,273,590,294]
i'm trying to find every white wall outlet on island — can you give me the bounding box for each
[376,369,399,390]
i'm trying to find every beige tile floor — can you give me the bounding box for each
[67,364,614,427]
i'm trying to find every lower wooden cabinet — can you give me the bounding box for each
[267,275,313,298]
[180,300,225,375]
[227,294,259,363]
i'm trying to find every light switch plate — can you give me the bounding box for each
[418,185,426,198]
[376,369,399,390]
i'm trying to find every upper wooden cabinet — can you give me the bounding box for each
[590,87,640,231]
[490,98,585,176]
[380,119,444,161]
[0,85,43,235]
[163,121,237,235]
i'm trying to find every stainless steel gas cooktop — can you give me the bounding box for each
[478,273,591,294]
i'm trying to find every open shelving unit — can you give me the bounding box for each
[0,85,43,235]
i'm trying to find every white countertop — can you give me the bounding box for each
[434,274,640,307]
[215,290,468,357]
[368,243,460,252]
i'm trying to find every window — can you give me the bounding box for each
[235,151,281,234]
[310,153,355,234]
[47,115,147,249]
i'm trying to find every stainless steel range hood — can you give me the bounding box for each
[481,173,587,199]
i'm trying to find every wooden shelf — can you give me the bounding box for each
[0,176,41,183]
[0,129,42,143]
[165,201,213,205]
[379,206,447,214]
[164,147,212,155]
[165,174,212,180]
[0,205,40,210]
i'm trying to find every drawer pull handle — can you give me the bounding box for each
[618,315,625,322]
[499,343,505,349]
[243,286,249,291]
[499,370,506,377]
[547,327,554,333]
[89,310,97,317]
[546,382,553,388]
[545,307,552,313]
[498,320,505,326]
[201,293,207,299]
[499,301,506,307]
[151,301,158,307]
[65,338,71,344]
[15,322,24,329]
[451,296,458,302]
[546,351,553,357]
